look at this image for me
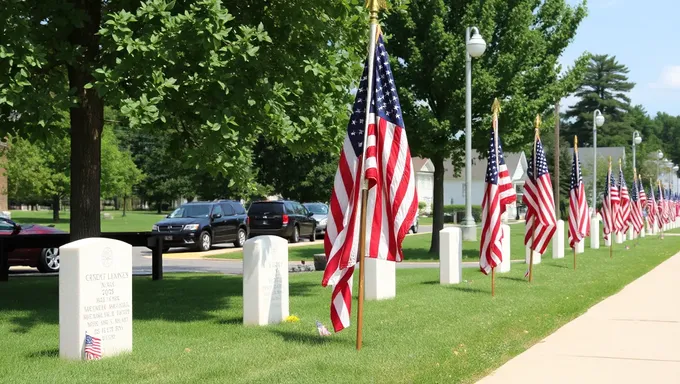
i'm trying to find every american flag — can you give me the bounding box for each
[568,149,589,248]
[523,135,556,254]
[321,32,418,333]
[638,178,647,209]
[316,320,332,337]
[84,333,102,360]
[647,182,657,230]
[630,173,644,233]
[657,184,667,227]
[617,166,631,233]
[479,109,516,275]
[601,165,619,240]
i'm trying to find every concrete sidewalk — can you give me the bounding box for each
[477,252,680,384]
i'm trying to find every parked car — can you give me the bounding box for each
[152,200,248,252]
[247,200,316,243]
[1,217,66,273]
[302,202,329,235]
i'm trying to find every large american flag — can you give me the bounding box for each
[523,135,556,254]
[84,333,102,360]
[647,182,657,230]
[617,167,631,233]
[568,149,589,248]
[601,165,618,240]
[321,32,418,333]
[479,113,516,275]
[630,174,644,234]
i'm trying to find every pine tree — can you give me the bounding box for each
[563,54,636,147]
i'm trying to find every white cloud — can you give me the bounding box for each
[650,66,680,90]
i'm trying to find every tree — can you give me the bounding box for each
[385,0,589,252]
[0,0,365,239]
[100,127,143,217]
[563,54,636,147]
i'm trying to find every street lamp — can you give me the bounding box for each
[462,26,486,241]
[657,150,664,180]
[591,110,604,218]
[632,131,642,171]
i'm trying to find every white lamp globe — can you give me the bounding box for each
[595,113,605,127]
[467,30,486,58]
[634,135,642,145]
[658,150,664,160]
[673,165,679,172]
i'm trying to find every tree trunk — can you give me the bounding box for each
[68,0,103,240]
[123,196,127,217]
[52,195,60,222]
[113,197,119,211]
[429,157,445,254]
[156,202,162,214]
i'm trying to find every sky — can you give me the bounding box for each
[560,0,680,117]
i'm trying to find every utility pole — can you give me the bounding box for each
[554,101,560,220]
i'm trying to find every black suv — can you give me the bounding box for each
[247,200,316,243]
[152,200,248,252]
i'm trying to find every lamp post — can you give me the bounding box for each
[657,151,664,180]
[591,110,605,218]
[462,26,486,241]
[632,130,642,171]
[590,110,605,249]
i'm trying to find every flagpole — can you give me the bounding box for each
[491,98,501,296]
[355,0,385,352]
[528,115,540,283]
[609,157,613,259]
[658,180,664,240]
[574,135,578,270]
[634,169,640,248]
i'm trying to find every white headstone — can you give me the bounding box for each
[59,238,132,360]
[590,218,600,249]
[243,236,289,326]
[439,227,462,284]
[605,236,612,246]
[499,224,511,273]
[525,247,541,264]
[576,239,584,254]
[628,227,635,241]
[615,232,624,244]
[552,220,565,259]
[365,258,396,300]
[641,225,646,238]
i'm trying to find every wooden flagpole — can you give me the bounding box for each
[491,98,501,296]
[574,135,578,270]
[528,115,540,283]
[658,180,665,240]
[609,157,613,259]
[355,0,386,351]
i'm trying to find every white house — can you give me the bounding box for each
[412,157,434,212]
[411,153,527,218]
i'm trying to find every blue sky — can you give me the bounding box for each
[560,0,680,116]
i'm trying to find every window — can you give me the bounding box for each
[0,221,15,231]
[284,202,296,214]
[304,203,328,214]
[212,205,223,217]
[249,202,284,215]
[231,202,246,215]
[295,203,306,215]
[169,204,211,218]
[221,203,235,216]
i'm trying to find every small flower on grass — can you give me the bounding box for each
[285,315,300,323]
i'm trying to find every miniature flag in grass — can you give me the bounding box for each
[85,333,102,360]
[316,320,331,337]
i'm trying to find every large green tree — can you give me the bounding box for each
[385,0,588,252]
[563,54,636,147]
[0,0,365,239]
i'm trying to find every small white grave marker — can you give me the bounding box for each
[243,236,289,326]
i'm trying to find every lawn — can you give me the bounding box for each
[9,210,167,232]
[1,234,678,383]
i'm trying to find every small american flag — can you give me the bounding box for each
[322,31,418,333]
[638,178,647,210]
[523,134,556,254]
[84,333,102,360]
[617,166,631,234]
[568,147,589,248]
[479,104,516,275]
[601,165,619,240]
[316,320,331,337]
[657,183,667,227]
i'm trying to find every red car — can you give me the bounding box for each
[1,217,65,273]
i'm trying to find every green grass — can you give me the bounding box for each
[418,216,433,225]
[8,210,167,232]
[1,235,679,383]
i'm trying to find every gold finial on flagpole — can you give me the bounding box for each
[492,98,501,118]
[574,135,578,152]
[366,0,387,18]
[534,114,541,138]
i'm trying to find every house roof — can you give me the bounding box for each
[443,150,527,181]
[412,157,430,172]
